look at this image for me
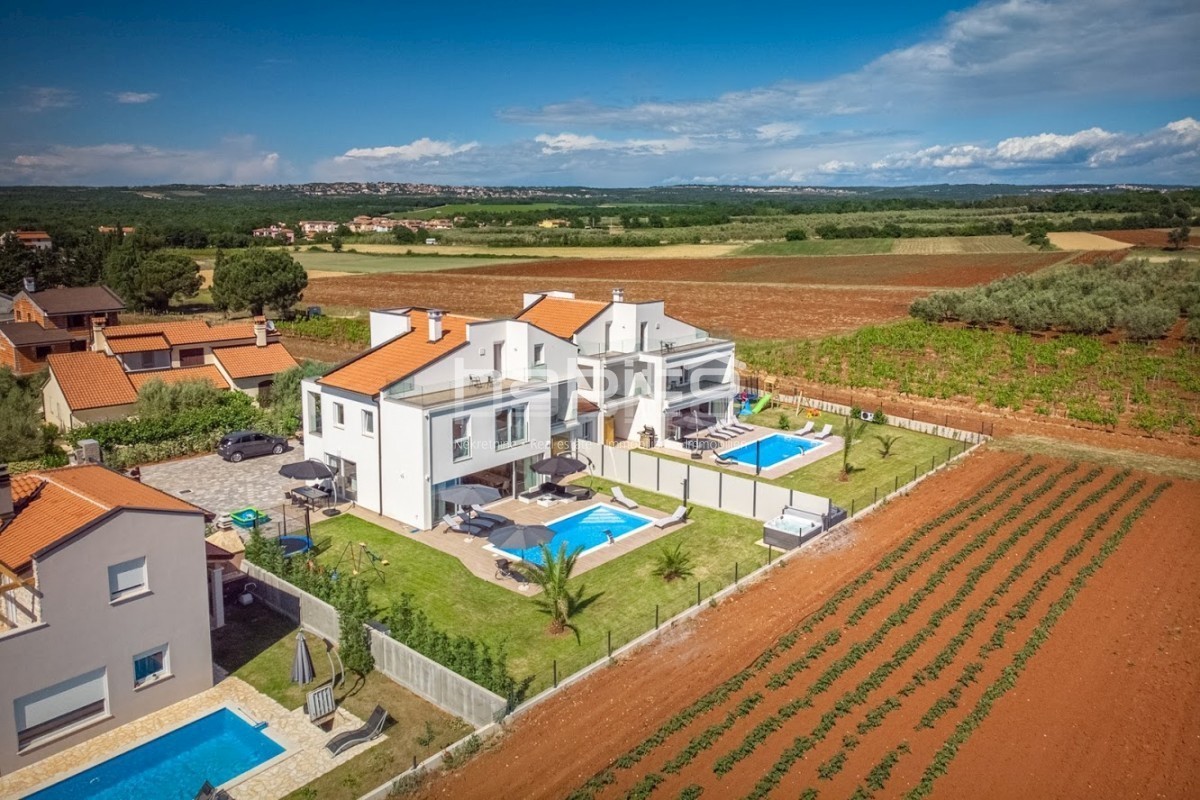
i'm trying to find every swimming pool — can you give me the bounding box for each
[25,707,285,800]
[719,433,826,470]
[498,504,655,565]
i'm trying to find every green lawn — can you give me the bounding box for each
[291,251,537,273]
[306,485,769,694]
[733,238,894,256]
[211,603,471,800]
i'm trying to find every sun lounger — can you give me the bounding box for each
[306,683,337,727]
[326,705,388,756]
[728,421,753,434]
[194,782,217,800]
[794,420,814,436]
[708,427,736,440]
[813,423,833,439]
[610,486,639,509]
[714,451,735,464]
[469,505,510,526]
[653,505,690,529]
[442,514,489,536]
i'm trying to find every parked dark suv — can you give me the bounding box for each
[217,430,287,462]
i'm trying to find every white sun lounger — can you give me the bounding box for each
[653,505,690,529]
[727,421,753,434]
[813,423,833,439]
[794,420,814,436]
[708,427,736,440]
[610,486,639,509]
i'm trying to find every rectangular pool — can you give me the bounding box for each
[25,707,285,800]
[498,504,655,565]
[719,433,826,470]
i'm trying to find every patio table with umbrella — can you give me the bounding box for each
[530,455,590,498]
[279,458,340,542]
[487,523,556,566]
[437,483,502,516]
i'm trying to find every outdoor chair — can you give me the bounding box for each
[794,421,814,437]
[728,421,753,434]
[653,505,690,529]
[470,504,510,526]
[610,486,639,509]
[813,423,833,439]
[442,514,490,536]
[306,683,337,728]
[713,451,735,464]
[709,427,735,440]
[194,782,216,800]
[326,704,388,756]
[494,557,518,580]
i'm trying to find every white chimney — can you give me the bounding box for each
[427,309,444,342]
[91,316,107,352]
[253,316,267,348]
[22,275,36,294]
[0,464,13,522]
[613,287,625,303]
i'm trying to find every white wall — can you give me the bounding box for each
[310,386,382,513]
[369,310,412,348]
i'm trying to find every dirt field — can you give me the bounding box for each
[301,273,924,340]
[318,243,743,259]
[891,236,1034,255]
[440,252,1070,288]
[1091,228,1199,249]
[413,451,1197,800]
[1046,232,1135,251]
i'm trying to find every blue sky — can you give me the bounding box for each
[1,0,1197,187]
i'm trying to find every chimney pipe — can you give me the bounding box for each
[0,464,13,522]
[612,287,624,303]
[427,309,444,342]
[22,275,36,294]
[91,316,108,352]
[253,316,267,347]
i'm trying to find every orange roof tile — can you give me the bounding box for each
[47,351,137,411]
[577,396,600,414]
[212,342,298,379]
[103,320,273,347]
[517,296,608,338]
[0,465,201,573]
[320,310,468,396]
[129,364,231,391]
[106,334,170,353]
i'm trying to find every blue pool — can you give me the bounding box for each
[26,708,284,800]
[720,433,824,470]
[500,505,654,565]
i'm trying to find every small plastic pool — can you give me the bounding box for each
[25,707,284,800]
[499,504,654,565]
[230,508,270,529]
[719,433,825,470]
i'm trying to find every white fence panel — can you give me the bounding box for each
[629,451,661,492]
[721,474,756,518]
[790,490,832,517]
[688,465,723,509]
[754,483,794,521]
[601,446,631,483]
[658,459,689,501]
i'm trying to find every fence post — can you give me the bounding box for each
[913,465,918,482]
[874,487,878,504]
[655,604,659,629]
[931,456,936,472]
[851,498,856,516]
[607,630,612,659]
[553,660,558,688]
[895,475,899,493]
[768,544,773,565]
[735,562,739,584]
[696,582,701,607]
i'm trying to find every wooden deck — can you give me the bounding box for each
[348,491,690,594]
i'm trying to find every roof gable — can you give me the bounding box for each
[517,296,609,339]
[319,310,469,396]
[47,351,138,410]
[22,286,125,315]
[211,342,298,379]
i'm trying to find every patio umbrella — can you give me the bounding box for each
[278,459,335,481]
[290,631,315,685]
[531,455,588,479]
[438,484,502,508]
[487,523,555,560]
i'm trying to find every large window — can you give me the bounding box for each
[452,416,470,461]
[133,645,169,687]
[108,557,146,602]
[362,409,375,435]
[495,404,528,449]
[307,392,322,435]
[15,668,108,750]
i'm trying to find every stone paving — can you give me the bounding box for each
[0,673,382,800]
[140,443,309,519]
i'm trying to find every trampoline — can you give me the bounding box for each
[278,535,314,557]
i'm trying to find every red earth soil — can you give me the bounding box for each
[1091,228,1200,249]
[438,253,1070,287]
[303,273,924,340]
[412,452,1200,800]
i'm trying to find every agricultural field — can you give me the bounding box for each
[291,250,538,273]
[413,451,1197,800]
[734,239,894,256]
[1091,228,1199,249]
[309,242,743,259]
[445,252,1071,287]
[890,236,1036,255]
[1046,231,1132,251]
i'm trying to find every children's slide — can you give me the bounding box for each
[749,392,772,414]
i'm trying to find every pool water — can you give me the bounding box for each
[26,708,284,800]
[500,505,654,565]
[720,433,824,470]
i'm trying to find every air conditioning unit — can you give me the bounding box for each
[77,439,102,464]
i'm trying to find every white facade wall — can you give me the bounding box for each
[302,384,382,513]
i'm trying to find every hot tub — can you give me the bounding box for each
[763,506,824,550]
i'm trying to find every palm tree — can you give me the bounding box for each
[840,415,869,479]
[651,542,695,582]
[520,543,586,635]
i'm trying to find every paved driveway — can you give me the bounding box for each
[140,444,305,517]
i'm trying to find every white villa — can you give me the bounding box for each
[301,290,736,530]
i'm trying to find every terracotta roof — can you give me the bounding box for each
[320,310,468,396]
[106,334,170,353]
[517,296,608,339]
[102,320,273,347]
[0,321,80,346]
[212,342,298,379]
[0,465,201,573]
[129,364,231,391]
[47,351,137,411]
[15,231,50,240]
[577,396,600,414]
[24,286,125,315]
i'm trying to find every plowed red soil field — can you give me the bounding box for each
[413,451,1199,800]
[304,273,923,339]
[1092,229,1199,248]
[438,252,1070,287]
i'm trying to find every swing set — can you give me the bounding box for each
[329,541,390,584]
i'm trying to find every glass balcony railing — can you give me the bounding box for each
[576,330,716,357]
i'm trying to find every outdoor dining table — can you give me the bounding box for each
[290,486,331,509]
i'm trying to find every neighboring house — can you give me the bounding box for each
[0,293,13,323]
[518,289,736,445]
[251,224,295,244]
[0,280,125,376]
[537,218,571,228]
[1,231,52,251]
[298,220,338,238]
[301,307,580,530]
[0,463,212,775]
[97,226,136,236]
[43,317,297,429]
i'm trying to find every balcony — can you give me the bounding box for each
[576,331,720,358]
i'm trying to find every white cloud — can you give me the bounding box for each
[3,138,286,185]
[22,86,76,112]
[336,138,479,163]
[534,132,698,156]
[756,123,805,143]
[113,91,159,104]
